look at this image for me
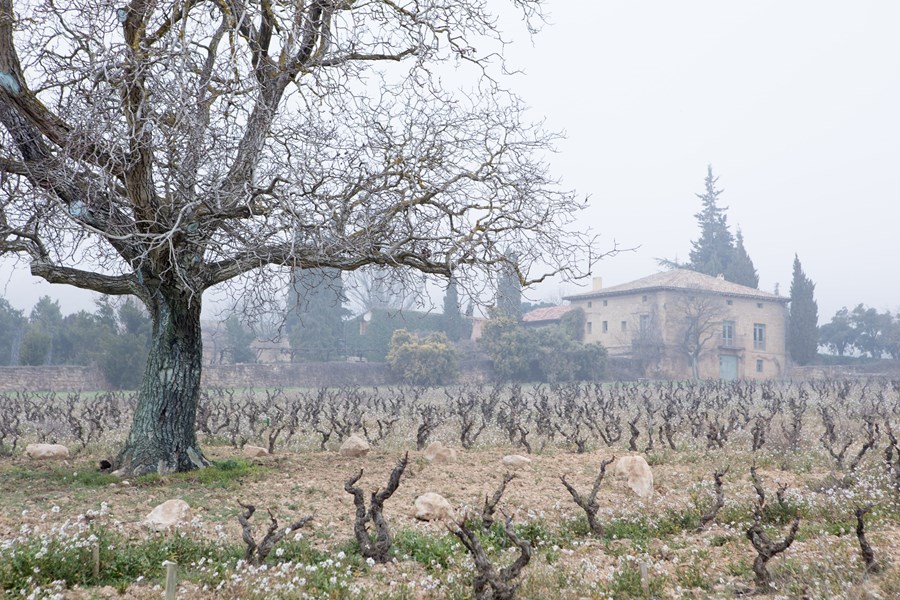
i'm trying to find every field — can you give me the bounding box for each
[1,380,900,599]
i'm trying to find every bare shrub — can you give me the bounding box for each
[344,453,409,564]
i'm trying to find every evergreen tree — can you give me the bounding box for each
[787,255,819,365]
[441,277,464,342]
[724,228,759,288]
[58,310,109,365]
[0,298,25,365]
[496,251,522,321]
[688,165,734,278]
[20,296,64,365]
[224,315,257,363]
[286,267,348,361]
[96,298,151,389]
[819,307,856,356]
[849,304,891,359]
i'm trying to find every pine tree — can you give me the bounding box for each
[286,267,348,361]
[689,165,734,278]
[788,255,819,365]
[724,229,759,288]
[442,277,464,342]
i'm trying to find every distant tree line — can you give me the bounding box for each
[0,296,150,388]
[819,304,900,360]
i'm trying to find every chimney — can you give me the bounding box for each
[592,277,603,291]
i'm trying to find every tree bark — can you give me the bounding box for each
[116,289,208,476]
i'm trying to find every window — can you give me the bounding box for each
[756,359,764,373]
[757,302,764,309]
[621,320,627,332]
[602,321,608,333]
[639,314,650,332]
[587,301,592,308]
[722,320,735,347]
[603,300,608,307]
[753,323,766,350]
[642,295,648,302]
[587,321,593,334]
[726,299,733,306]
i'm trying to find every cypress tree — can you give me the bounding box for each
[286,267,348,361]
[788,254,819,365]
[496,251,522,321]
[442,277,464,342]
[724,228,759,288]
[688,165,734,278]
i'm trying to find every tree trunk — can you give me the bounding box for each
[690,354,700,380]
[117,289,208,476]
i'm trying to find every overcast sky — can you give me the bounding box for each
[2,0,898,322]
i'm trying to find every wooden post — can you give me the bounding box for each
[163,560,177,600]
[640,561,650,597]
[91,543,100,578]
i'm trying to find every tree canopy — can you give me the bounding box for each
[0,1,607,474]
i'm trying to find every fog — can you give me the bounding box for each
[2,0,898,321]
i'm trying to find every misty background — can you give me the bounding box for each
[2,0,898,320]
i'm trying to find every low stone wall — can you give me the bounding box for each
[200,361,398,388]
[0,357,650,392]
[0,366,108,391]
[0,360,497,391]
[791,361,900,381]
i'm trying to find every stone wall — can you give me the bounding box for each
[791,361,900,381]
[0,356,650,391]
[0,366,107,391]
[0,360,498,391]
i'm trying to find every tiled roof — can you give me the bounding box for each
[522,305,577,323]
[563,269,788,303]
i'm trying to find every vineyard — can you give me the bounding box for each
[2,379,900,598]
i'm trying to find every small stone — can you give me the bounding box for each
[242,445,270,458]
[649,538,674,560]
[339,434,370,458]
[501,454,532,470]
[414,492,455,522]
[613,455,654,498]
[424,442,458,464]
[24,443,70,460]
[143,499,192,530]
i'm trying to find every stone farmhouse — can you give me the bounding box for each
[563,269,789,380]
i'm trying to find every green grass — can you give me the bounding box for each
[393,529,460,571]
[0,464,121,490]
[0,527,241,592]
[602,564,667,598]
[133,458,262,488]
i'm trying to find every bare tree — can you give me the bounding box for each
[630,307,665,376]
[0,1,611,475]
[671,288,728,380]
[344,265,424,315]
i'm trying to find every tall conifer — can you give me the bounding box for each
[788,254,819,365]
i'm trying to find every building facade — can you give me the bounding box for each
[563,270,789,380]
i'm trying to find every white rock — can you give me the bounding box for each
[613,455,654,498]
[339,434,370,458]
[414,492,455,522]
[24,443,70,460]
[501,454,532,470]
[424,441,458,464]
[143,499,192,530]
[242,445,270,458]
